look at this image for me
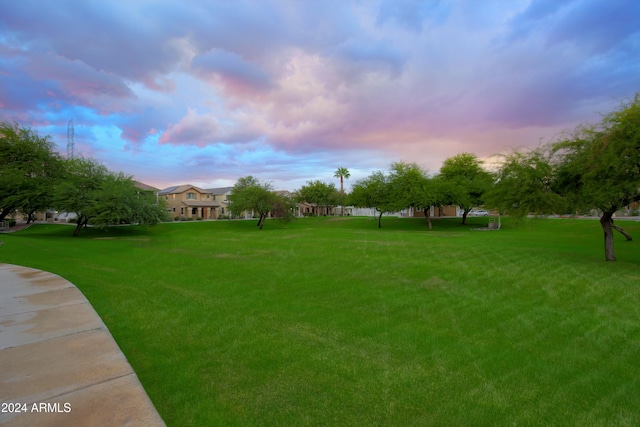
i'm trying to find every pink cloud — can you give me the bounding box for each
[1,0,638,191]
[159,109,218,147]
[191,49,273,97]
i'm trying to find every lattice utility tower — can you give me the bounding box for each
[67,119,74,158]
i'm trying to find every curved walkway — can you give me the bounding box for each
[0,263,165,426]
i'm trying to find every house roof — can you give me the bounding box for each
[134,181,159,192]
[206,186,234,195]
[158,184,211,195]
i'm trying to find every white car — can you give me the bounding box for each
[468,209,489,216]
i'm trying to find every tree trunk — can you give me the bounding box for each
[340,177,344,216]
[462,209,468,225]
[378,211,383,228]
[73,217,87,237]
[612,223,633,241]
[258,213,265,229]
[423,208,432,230]
[600,211,616,261]
[0,206,14,222]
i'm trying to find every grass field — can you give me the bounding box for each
[1,216,639,426]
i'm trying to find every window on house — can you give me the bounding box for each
[187,192,197,200]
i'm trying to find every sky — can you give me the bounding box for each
[1,0,639,191]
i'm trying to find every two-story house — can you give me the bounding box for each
[159,185,220,219]
[206,187,233,218]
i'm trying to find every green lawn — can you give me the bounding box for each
[1,216,639,426]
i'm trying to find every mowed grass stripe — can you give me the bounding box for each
[1,216,639,425]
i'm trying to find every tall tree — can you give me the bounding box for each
[129,186,169,226]
[0,122,65,221]
[350,171,404,228]
[53,157,110,236]
[91,173,167,228]
[488,94,640,261]
[270,191,296,223]
[295,180,339,216]
[229,176,288,229]
[437,153,494,224]
[389,162,438,229]
[552,94,640,261]
[53,157,166,236]
[334,167,350,193]
[485,150,565,218]
[334,167,350,215]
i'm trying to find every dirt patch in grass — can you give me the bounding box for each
[273,233,306,239]
[92,237,151,241]
[213,253,242,258]
[419,276,450,289]
[348,239,406,245]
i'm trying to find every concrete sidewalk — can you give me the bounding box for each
[0,263,165,426]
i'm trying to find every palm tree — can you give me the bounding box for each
[334,167,350,215]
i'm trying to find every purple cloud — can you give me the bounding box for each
[1,0,638,191]
[192,49,273,95]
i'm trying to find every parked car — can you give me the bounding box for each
[468,209,489,216]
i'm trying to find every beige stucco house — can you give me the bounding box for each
[411,205,460,217]
[206,187,233,218]
[159,185,220,219]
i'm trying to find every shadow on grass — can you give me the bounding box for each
[8,223,163,239]
[7,216,503,239]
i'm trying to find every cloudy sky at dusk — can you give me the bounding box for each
[2,0,639,191]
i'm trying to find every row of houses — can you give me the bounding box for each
[158,184,338,219]
[32,181,463,223]
[157,183,462,220]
